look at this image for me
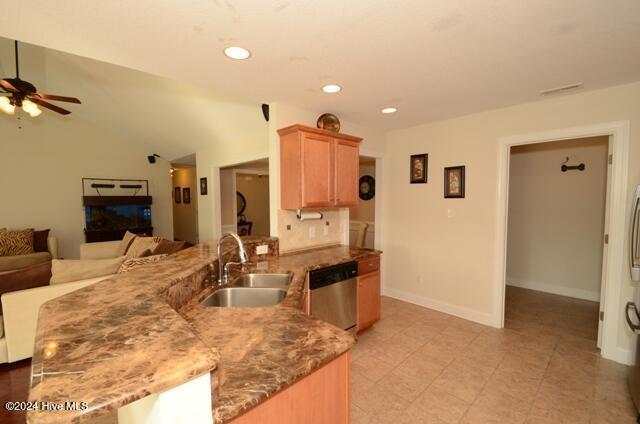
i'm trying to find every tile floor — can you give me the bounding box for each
[351,287,637,424]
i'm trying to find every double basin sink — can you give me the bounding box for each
[201,273,293,308]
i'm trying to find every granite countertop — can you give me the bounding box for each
[179,245,381,423]
[27,241,380,424]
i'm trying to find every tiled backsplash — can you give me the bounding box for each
[277,209,347,252]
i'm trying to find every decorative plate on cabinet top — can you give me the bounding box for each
[316,113,341,133]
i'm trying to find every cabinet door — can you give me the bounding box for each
[301,132,334,208]
[334,138,359,206]
[357,270,380,332]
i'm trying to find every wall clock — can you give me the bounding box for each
[359,175,375,200]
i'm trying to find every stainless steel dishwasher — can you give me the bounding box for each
[309,261,358,333]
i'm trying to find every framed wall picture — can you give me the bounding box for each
[410,154,428,184]
[200,177,208,195]
[444,166,465,198]
[174,187,181,204]
[183,187,191,204]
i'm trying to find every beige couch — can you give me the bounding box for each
[0,236,59,273]
[0,240,118,363]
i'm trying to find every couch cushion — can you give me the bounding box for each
[0,337,7,364]
[0,229,34,256]
[50,256,126,285]
[33,229,51,253]
[126,236,163,259]
[0,252,51,273]
[153,239,187,255]
[116,231,138,257]
[0,261,51,314]
[118,254,167,273]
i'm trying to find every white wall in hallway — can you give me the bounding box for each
[506,137,609,302]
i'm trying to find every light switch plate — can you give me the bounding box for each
[256,245,269,255]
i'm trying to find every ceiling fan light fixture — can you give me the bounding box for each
[0,96,15,115]
[223,46,251,60]
[22,99,42,117]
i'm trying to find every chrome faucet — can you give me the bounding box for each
[217,232,249,284]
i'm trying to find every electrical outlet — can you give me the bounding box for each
[309,226,316,238]
[256,261,269,270]
[256,245,268,255]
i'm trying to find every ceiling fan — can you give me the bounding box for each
[0,40,81,117]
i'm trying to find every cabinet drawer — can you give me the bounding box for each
[358,256,380,275]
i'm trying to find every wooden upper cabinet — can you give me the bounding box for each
[334,139,360,206]
[279,124,362,210]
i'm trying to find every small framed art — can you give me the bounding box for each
[200,177,208,195]
[174,187,181,204]
[183,187,191,204]
[410,154,428,184]
[444,166,465,198]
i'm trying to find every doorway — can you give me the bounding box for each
[171,154,199,244]
[349,156,376,249]
[495,121,630,363]
[219,158,270,237]
[505,137,609,348]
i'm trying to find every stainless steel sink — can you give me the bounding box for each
[231,273,293,290]
[200,287,287,307]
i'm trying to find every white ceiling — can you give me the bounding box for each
[1,1,639,130]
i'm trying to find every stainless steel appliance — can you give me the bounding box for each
[628,185,640,419]
[309,261,358,333]
[631,185,640,282]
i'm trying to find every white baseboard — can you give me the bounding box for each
[507,278,600,302]
[603,346,635,365]
[382,287,496,328]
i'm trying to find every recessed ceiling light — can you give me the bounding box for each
[381,107,397,114]
[223,46,251,60]
[322,84,342,93]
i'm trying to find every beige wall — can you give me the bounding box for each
[219,169,235,230]
[196,108,269,243]
[268,102,385,251]
[507,137,608,301]
[383,82,640,357]
[236,173,270,237]
[350,161,376,223]
[0,117,173,259]
[172,167,199,244]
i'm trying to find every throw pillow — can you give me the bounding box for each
[50,256,126,285]
[118,254,167,273]
[116,231,138,257]
[33,229,51,253]
[125,236,163,259]
[152,239,187,255]
[0,261,52,314]
[0,229,34,256]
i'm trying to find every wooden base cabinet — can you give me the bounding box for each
[230,352,350,424]
[357,256,381,333]
[278,125,362,210]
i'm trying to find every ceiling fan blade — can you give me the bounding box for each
[0,79,18,92]
[29,97,72,115]
[35,93,81,104]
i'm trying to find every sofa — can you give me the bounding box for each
[0,237,185,364]
[0,241,119,364]
[0,236,58,273]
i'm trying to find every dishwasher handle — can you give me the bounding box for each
[626,302,640,332]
